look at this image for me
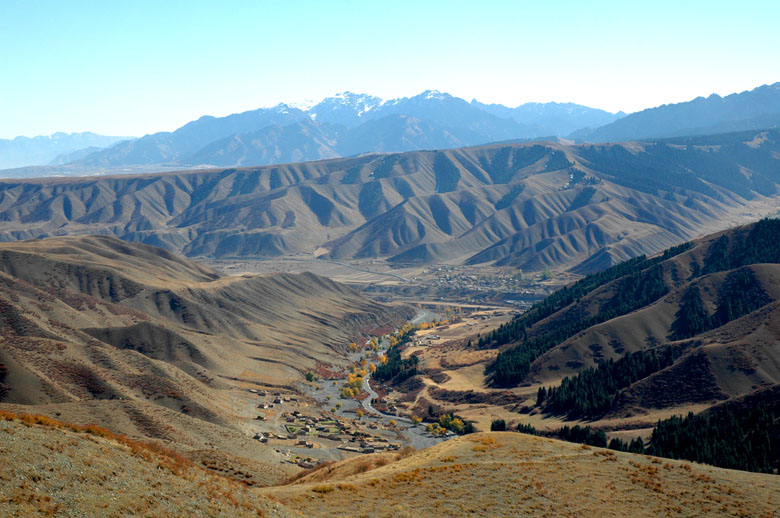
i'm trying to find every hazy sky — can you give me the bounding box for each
[2,0,779,139]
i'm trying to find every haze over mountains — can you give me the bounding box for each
[2,128,779,273]
[4,82,779,179]
[0,132,131,170]
[1,90,622,176]
[2,86,780,514]
[574,82,780,142]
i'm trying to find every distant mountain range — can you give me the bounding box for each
[2,128,779,272]
[3,82,779,177]
[572,82,780,142]
[72,91,620,171]
[0,92,621,176]
[0,132,131,170]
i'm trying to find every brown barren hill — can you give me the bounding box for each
[2,129,780,271]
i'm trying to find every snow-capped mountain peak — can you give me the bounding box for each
[287,98,318,111]
[305,92,386,127]
[422,89,448,101]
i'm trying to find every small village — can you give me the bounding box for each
[243,303,515,460]
[245,388,413,469]
[412,264,578,299]
[239,315,473,469]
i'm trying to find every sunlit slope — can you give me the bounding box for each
[264,431,779,517]
[478,220,780,426]
[0,412,292,517]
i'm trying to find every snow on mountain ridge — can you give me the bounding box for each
[311,92,385,113]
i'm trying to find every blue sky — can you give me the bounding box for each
[1,0,779,139]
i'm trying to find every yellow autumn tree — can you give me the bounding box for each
[449,418,464,434]
[346,373,363,390]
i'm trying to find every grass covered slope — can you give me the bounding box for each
[264,432,780,517]
[5,411,777,517]
[456,219,780,473]
[484,219,780,395]
[0,411,291,517]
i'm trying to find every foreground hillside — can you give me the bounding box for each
[264,431,779,517]
[0,235,408,477]
[5,412,775,517]
[0,411,291,517]
[1,129,780,271]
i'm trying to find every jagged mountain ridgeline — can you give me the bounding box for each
[572,82,780,142]
[2,90,621,176]
[0,235,409,455]
[7,82,779,178]
[2,129,780,272]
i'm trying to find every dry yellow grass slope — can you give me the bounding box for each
[2,408,778,517]
[0,411,292,517]
[263,432,780,517]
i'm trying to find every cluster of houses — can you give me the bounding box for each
[250,388,299,410]
[253,405,402,456]
[412,334,439,346]
[338,435,401,454]
[248,387,401,466]
[282,410,334,448]
[273,448,318,469]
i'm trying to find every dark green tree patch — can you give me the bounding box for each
[669,284,710,341]
[702,219,780,274]
[433,153,461,193]
[372,154,398,179]
[494,183,525,210]
[565,187,596,212]
[543,347,681,419]
[647,404,779,474]
[490,419,507,431]
[358,181,385,220]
